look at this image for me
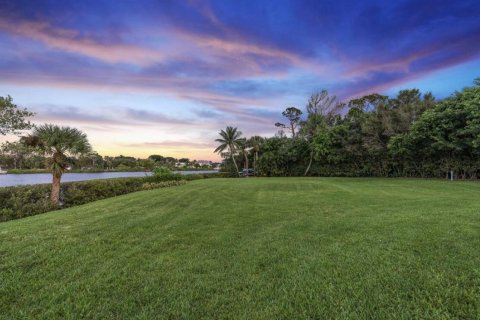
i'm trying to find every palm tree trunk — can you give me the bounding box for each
[231,154,240,177]
[304,151,314,176]
[228,144,241,177]
[51,172,62,204]
[244,154,249,178]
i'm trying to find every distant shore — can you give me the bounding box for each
[5,168,218,174]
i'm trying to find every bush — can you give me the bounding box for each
[150,166,183,181]
[142,180,187,190]
[0,184,56,221]
[0,176,187,222]
[182,172,229,181]
[7,168,49,174]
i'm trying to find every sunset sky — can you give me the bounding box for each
[1,0,479,160]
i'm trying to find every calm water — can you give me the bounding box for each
[0,171,219,187]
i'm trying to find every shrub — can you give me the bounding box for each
[7,168,49,174]
[183,172,229,181]
[0,184,56,221]
[142,180,187,190]
[150,166,183,181]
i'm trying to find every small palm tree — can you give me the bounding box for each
[23,124,91,204]
[214,126,243,177]
[238,138,250,176]
[248,136,263,176]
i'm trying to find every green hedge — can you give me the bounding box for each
[182,172,230,180]
[7,168,49,174]
[0,177,184,222]
[0,184,55,221]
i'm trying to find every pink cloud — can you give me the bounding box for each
[0,19,166,65]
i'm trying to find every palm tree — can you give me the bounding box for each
[238,138,250,176]
[214,126,243,177]
[104,156,113,171]
[248,136,263,176]
[23,124,91,204]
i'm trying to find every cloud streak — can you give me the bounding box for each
[0,20,168,66]
[30,104,194,128]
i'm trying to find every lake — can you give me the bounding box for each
[0,171,219,187]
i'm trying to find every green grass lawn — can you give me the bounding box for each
[1,178,479,319]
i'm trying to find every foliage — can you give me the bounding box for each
[1,141,42,169]
[0,184,55,221]
[275,107,303,138]
[142,180,187,190]
[6,168,49,174]
[221,79,480,179]
[22,124,92,203]
[1,147,218,173]
[390,83,480,178]
[182,172,229,181]
[214,126,243,176]
[151,166,182,181]
[0,95,35,135]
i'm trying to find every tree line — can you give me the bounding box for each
[215,78,480,179]
[0,144,217,172]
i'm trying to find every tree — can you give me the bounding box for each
[138,158,155,170]
[112,155,137,168]
[0,95,35,135]
[401,82,480,178]
[248,136,263,176]
[256,136,292,176]
[1,141,37,169]
[77,152,103,169]
[300,114,327,176]
[275,107,303,138]
[312,129,332,163]
[214,126,243,177]
[23,124,91,204]
[104,156,113,171]
[306,90,345,121]
[148,154,165,163]
[238,138,250,175]
[348,93,388,112]
[301,90,340,175]
[164,157,177,165]
[239,77,480,179]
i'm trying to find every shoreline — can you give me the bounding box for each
[4,168,219,174]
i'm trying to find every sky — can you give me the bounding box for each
[1,0,479,161]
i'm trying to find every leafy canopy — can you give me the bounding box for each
[0,95,34,135]
[23,124,91,176]
[26,124,91,156]
[214,126,243,155]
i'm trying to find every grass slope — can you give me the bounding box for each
[1,178,479,319]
